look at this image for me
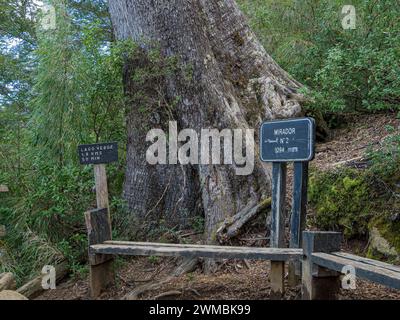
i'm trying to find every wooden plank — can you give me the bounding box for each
[84,207,114,298]
[85,208,112,248]
[270,261,285,299]
[331,252,400,273]
[270,162,287,299]
[94,164,110,213]
[289,161,309,285]
[302,231,342,300]
[92,164,112,266]
[271,162,287,248]
[312,252,400,290]
[90,242,303,261]
[89,260,114,298]
[104,240,302,254]
[289,162,309,249]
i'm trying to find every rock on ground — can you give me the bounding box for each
[0,290,28,300]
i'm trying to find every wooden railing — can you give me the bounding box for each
[85,208,400,299]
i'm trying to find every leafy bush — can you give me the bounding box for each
[308,168,372,238]
[366,126,400,179]
[239,0,400,113]
[0,5,129,282]
[309,127,400,240]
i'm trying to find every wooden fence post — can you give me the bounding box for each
[94,164,110,214]
[288,162,309,285]
[302,231,342,300]
[270,162,287,299]
[85,208,114,298]
[78,143,118,297]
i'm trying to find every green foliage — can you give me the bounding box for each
[308,168,371,238]
[192,216,205,234]
[366,127,400,179]
[239,0,400,113]
[124,42,180,125]
[0,0,129,282]
[1,0,399,282]
[0,163,91,282]
[0,203,65,283]
[32,3,126,165]
[309,126,400,240]
[148,255,160,264]
[364,129,400,261]
[367,215,400,262]
[1,1,179,282]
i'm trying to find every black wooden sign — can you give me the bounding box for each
[260,117,315,162]
[78,142,118,165]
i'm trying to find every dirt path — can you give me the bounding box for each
[313,113,399,171]
[36,113,400,300]
[36,256,400,300]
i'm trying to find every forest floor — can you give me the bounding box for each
[36,113,400,300]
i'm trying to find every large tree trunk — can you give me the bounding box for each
[108,0,303,244]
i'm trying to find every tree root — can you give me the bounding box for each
[124,277,173,300]
[124,257,199,300]
[153,290,182,300]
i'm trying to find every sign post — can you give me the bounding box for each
[289,161,309,285]
[78,142,118,298]
[270,162,287,299]
[78,142,118,216]
[260,117,315,298]
[94,164,110,214]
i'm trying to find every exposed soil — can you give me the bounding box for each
[36,255,400,300]
[36,113,400,300]
[313,113,399,172]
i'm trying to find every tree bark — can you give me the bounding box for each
[108,0,303,244]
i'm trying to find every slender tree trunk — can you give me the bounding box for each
[108,0,303,244]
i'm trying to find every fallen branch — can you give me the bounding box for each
[178,231,203,238]
[332,156,363,167]
[243,260,251,269]
[332,157,371,169]
[216,198,271,243]
[239,237,269,241]
[17,261,68,299]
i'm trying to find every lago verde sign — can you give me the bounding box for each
[260,117,315,162]
[78,142,118,165]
